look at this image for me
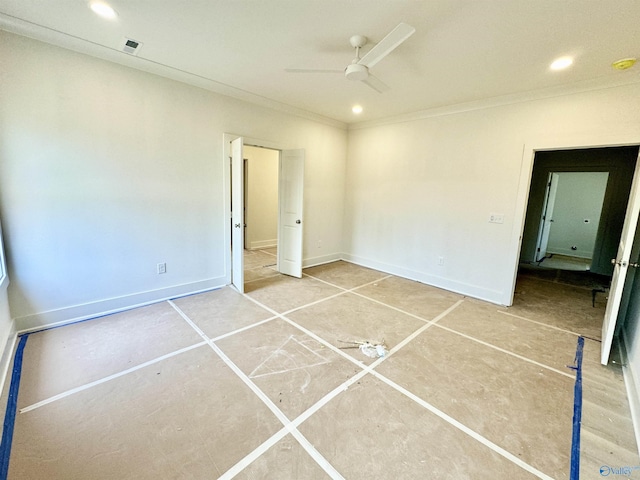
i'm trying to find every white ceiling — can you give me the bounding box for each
[1,0,639,126]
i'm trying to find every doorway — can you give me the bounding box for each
[512,145,640,364]
[520,147,637,276]
[534,171,609,270]
[224,134,305,294]
[243,145,280,284]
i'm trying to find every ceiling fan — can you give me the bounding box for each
[286,23,415,93]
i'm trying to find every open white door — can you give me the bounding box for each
[601,155,640,364]
[231,137,244,293]
[535,172,559,261]
[278,149,304,278]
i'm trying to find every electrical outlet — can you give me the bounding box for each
[438,256,445,266]
[157,262,167,274]
[317,240,322,249]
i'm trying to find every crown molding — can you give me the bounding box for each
[349,75,640,130]
[4,12,639,133]
[0,14,347,131]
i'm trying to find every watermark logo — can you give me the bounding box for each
[600,465,640,476]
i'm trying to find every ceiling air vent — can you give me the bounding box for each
[120,37,142,55]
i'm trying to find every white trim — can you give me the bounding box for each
[543,248,592,259]
[248,239,277,250]
[341,253,505,305]
[15,277,226,333]
[620,332,640,458]
[4,13,639,133]
[302,253,343,268]
[0,221,8,291]
[224,134,315,285]
[0,15,347,130]
[223,134,234,287]
[224,133,288,287]
[0,325,17,397]
[349,77,640,131]
[507,137,640,307]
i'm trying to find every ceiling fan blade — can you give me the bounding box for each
[285,68,343,74]
[358,23,415,69]
[362,74,390,93]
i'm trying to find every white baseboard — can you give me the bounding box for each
[249,239,277,250]
[0,321,17,398]
[14,276,227,334]
[620,332,640,457]
[545,248,592,259]
[303,253,343,268]
[340,253,505,305]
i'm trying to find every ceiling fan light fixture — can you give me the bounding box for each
[345,63,368,81]
[349,35,367,49]
[284,23,413,94]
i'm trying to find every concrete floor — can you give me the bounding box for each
[1,257,638,479]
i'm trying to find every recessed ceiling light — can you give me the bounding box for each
[550,56,573,71]
[612,58,636,71]
[352,105,363,114]
[90,2,118,20]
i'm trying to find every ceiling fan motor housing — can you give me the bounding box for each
[345,63,368,81]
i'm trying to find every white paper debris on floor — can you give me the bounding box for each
[359,342,388,358]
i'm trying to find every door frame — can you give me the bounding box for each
[230,137,245,292]
[534,170,611,263]
[223,133,303,287]
[534,172,559,262]
[0,221,7,291]
[507,136,640,364]
[224,134,284,286]
[508,136,640,299]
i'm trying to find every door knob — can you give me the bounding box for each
[631,263,640,268]
[296,219,301,224]
[611,258,628,267]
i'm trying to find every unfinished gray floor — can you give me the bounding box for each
[2,260,637,479]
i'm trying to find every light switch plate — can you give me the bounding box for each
[489,213,505,224]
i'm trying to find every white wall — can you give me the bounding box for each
[244,146,279,250]
[0,31,347,331]
[546,172,609,259]
[345,83,640,305]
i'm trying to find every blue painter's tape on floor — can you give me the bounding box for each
[0,334,29,480]
[569,336,584,480]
